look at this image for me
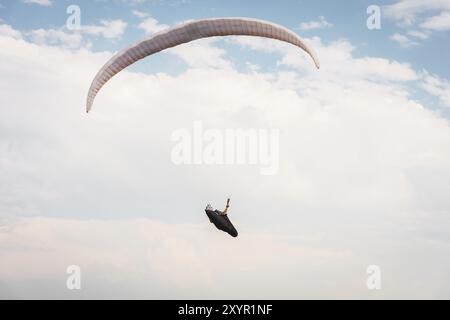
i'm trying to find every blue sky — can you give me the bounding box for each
[2,0,450,115]
[1,0,450,76]
[1,0,450,299]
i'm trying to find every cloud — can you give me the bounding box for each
[420,11,450,30]
[0,24,22,40]
[299,16,333,31]
[82,19,127,39]
[383,0,450,26]
[420,72,450,107]
[27,28,83,49]
[407,30,430,39]
[167,38,233,69]
[384,0,450,45]
[0,217,349,299]
[1,22,450,298]
[234,37,419,81]
[137,16,169,34]
[0,20,127,50]
[132,10,149,18]
[389,33,419,47]
[2,216,450,299]
[133,10,169,35]
[22,0,52,6]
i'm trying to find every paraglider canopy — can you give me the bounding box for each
[86,17,320,113]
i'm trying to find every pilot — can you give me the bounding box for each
[206,198,230,216]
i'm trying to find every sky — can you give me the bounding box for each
[1,0,450,299]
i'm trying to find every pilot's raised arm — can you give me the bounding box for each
[223,198,230,215]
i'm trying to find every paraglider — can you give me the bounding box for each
[86,17,320,112]
[85,18,320,238]
[205,198,238,237]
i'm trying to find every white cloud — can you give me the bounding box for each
[138,16,168,34]
[167,38,232,69]
[407,30,430,39]
[0,217,351,299]
[384,0,450,45]
[420,11,450,30]
[82,19,127,39]
[1,20,126,51]
[0,24,22,40]
[420,72,450,107]
[1,216,450,299]
[22,0,52,6]
[1,24,450,298]
[299,16,333,31]
[27,28,83,49]
[384,0,450,26]
[389,33,419,47]
[234,37,418,81]
[132,10,149,18]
